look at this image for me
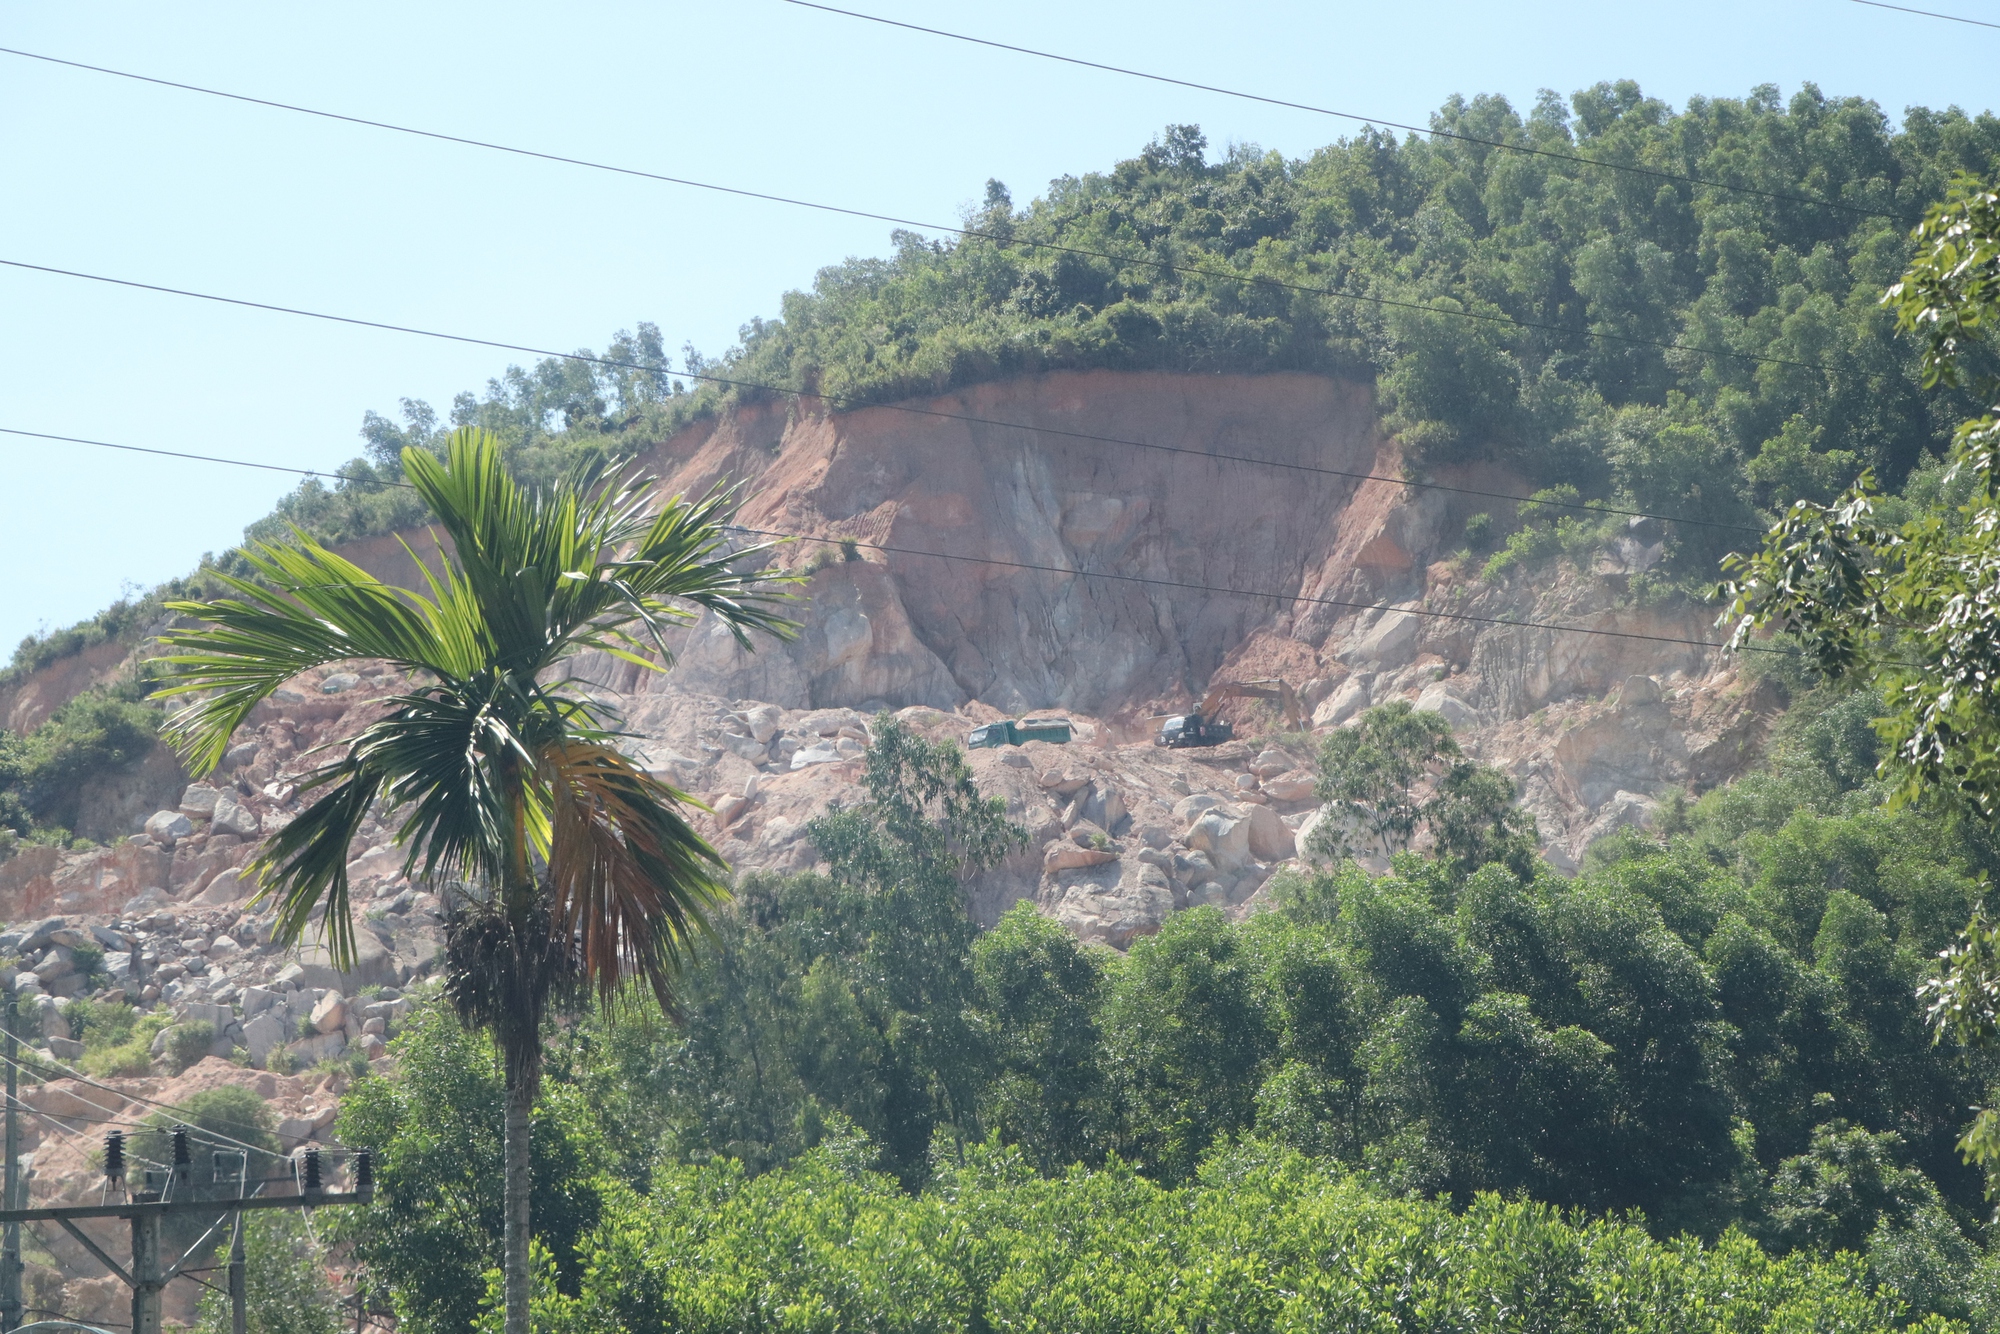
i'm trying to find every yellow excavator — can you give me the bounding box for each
[1153,679,1304,748]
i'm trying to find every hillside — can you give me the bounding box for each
[1,82,1998,1328]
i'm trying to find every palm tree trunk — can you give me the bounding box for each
[502,1049,534,1334]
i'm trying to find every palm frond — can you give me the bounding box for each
[246,763,383,969]
[403,432,796,676]
[537,740,727,1014]
[151,533,480,773]
[350,686,524,894]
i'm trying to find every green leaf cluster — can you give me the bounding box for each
[439,1142,1949,1334]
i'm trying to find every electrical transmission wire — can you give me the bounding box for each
[0,1048,298,1162]
[0,49,1859,375]
[1849,0,2000,27]
[0,427,372,485]
[0,27,1902,223]
[17,1102,170,1176]
[0,417,1783,657]
[783,0,1904,222]
[0,254,1787,536]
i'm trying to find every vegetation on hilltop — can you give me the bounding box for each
[295,84,2000,588]
[716,86,2000,581]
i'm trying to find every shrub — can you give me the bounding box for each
[68,943,104,986]
[164,1020,216,1073]
[73,998,165,1077]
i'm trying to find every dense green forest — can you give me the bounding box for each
[307,698,2000,1333]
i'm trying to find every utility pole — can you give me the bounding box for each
[1,982,21,1334]
[128,1201,161,1334]
[218,1150,246,1334]
[227,1214,246,1334]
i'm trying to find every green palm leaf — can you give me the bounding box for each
[152,426,795,990]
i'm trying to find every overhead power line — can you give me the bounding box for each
[0,420,1757,535]
[0,45,1846,377]
[1849,0,2000,27]
[0,427,377,486]
[0,1047,316,1161]
[0,32,1902,232]
[0,262,1775,534]
[0,417,1775,658]
[784,0,1903,222]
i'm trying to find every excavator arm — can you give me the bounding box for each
[1193,679,1304,728]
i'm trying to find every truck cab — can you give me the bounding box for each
[967,717,1074,749]
[1155,713,1234,748]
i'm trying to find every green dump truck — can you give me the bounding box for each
[966,717,1073,749]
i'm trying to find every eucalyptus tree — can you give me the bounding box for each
[154,428,792,1334]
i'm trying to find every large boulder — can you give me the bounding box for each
[34,996,64,1041]
[1293,808,1329,861]
[32,949,74,984]
[287,1030,347,1069]
[1185,806,1252,870]
[1044,860,1175,949]
[291,930,399,991]
[178,784,223,818]
[144,811,193,846]
[211,796,261,838]
[1414,681,1478,730]
[309,991,346,1035]
[1172,794,1227,824]
[1044,843,1117,872]
[737,703,783,744]
[242,1011,288,1067]
[1312,675,1373,727]
[1080,782,1128,833]
[1243,804,1296,862]
[1340,607,1422,669]
[195,868,254,906]
[1262,772,1318,803]
[1038,768,1093,796]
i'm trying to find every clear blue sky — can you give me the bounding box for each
[0,0,1993,655]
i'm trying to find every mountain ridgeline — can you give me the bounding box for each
[255,80,2000,585]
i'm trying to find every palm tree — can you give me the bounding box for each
[153,428,792,1334]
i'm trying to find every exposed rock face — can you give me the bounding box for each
[626,370,1390,717]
